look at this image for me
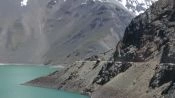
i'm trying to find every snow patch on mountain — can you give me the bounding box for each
[118,0,158,15]
[92,0,157,15]
[21,0,28,7]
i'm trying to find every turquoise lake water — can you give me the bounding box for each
[0,65,89,98]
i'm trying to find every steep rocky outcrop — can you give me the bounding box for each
[114,0,175,62]
[93,62,132,85]
[107,0,175,97]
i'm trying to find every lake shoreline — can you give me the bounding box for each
[23,73,90,97]
[0,63,65,68]
[0,65,88,98]
[22,64,90,97]
[24,61,109,98]
[23,82,89,97]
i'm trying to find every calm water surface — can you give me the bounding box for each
[0,65,88,98]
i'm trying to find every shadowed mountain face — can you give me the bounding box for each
[0,0,133,64]
[114,0,175,62]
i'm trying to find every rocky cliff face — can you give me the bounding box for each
[114,0,175,62]
[111,0,175,97]
[92,0,175,97]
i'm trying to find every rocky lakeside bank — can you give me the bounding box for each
[25,61,133,96]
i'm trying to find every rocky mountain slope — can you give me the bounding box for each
[27,0,175,98]
[0,0,157,65]
[95,0,175,97]
[42,0,133,65]
[0,0,133,64]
